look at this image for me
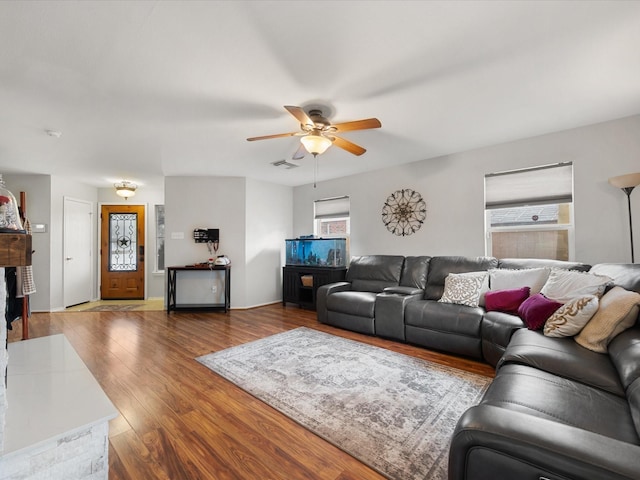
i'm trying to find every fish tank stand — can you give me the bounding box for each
[282,265,346,310]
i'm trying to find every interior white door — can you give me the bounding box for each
[64,197,94,307]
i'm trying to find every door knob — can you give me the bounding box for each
[65,257,73,261]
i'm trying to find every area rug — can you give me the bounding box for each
[80,304,140,312]
[196,327,491,479]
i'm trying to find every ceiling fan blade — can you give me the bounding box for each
[332,135,367,156]
[292,143,307,160]
[246,132,298,141]
[284,105,314,127]
[332,118,381,133]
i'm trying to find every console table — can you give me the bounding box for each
[167,265,231,313]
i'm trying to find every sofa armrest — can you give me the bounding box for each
[375,292,423,341]
[383,286,423,295]
[316,282,352,323]
[450,405,640,480]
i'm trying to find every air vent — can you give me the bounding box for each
[271,159,300,169]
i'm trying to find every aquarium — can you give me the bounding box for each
[285,237,348,267]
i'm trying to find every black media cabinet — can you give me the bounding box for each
[282,265,346,310]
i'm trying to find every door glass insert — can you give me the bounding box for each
[109,213,138,271]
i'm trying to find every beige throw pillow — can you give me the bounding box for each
[543,295,599,338]
[575,286,640,353]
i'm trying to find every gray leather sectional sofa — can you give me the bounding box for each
[316,255,640,480]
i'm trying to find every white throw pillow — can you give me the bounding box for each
[543,295,599,337]
[439,272,489,308]
[489,267,550,295]
[540,268,612,304]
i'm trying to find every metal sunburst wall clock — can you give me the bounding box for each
[382,189,427,236]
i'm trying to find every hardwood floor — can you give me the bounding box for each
[6,304,494,480]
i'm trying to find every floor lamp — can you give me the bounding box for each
[609,172,640,263]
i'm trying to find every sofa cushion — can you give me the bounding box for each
[482,363,638,444]
[517,293,563,330]
[485,287,530,314]
[346,255,404,292]
[399,256,430,289]
[405,300,484,338]
[488,267,549,295]
[424,256,498,300]
[540,268,612,303]
[439,271,489,307]
[543,295,599,338]
[499,329,625,396]
[575,286,640,353]
[325,291,378,317]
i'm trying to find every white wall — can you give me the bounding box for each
[245,178,292,307]
[293,115,640,266]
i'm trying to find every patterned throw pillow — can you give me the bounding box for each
[540,268,612,304]
[517,293,563,330]
[575,286,640,353]
[543,295,599,337]
[439,272,489,308]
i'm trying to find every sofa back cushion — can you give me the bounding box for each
[589,263,640,294]
[497,258,591,272]
[346,255,405,292]
[424,256,498,300]
[399,256,430,289]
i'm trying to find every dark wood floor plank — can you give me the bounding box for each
[7,303,493,479]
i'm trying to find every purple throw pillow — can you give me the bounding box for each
[518,293,563,330]
[485,287,531,314]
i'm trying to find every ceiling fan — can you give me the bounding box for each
[246,105,381,159]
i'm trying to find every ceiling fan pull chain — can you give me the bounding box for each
[314,156,318,188]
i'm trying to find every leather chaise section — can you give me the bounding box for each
[500,329,625,396]
[482,364,639,444]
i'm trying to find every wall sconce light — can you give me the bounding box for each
[608,172,640,263]
[114,180,137,200]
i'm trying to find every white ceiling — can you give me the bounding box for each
[1,1,640,190]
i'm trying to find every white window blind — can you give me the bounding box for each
[314,196,350,219]
[485,162,573,209]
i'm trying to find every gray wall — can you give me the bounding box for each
[3,174,53,312]
[293,115,640,266]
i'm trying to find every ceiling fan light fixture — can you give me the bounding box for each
[114,180,137,199]
[300,133,332,157]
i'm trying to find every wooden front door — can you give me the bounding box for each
[100,204,145,299]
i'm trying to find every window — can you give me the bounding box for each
[314,196,350,237]
[155,205,165,272]
[485,162,573,260]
